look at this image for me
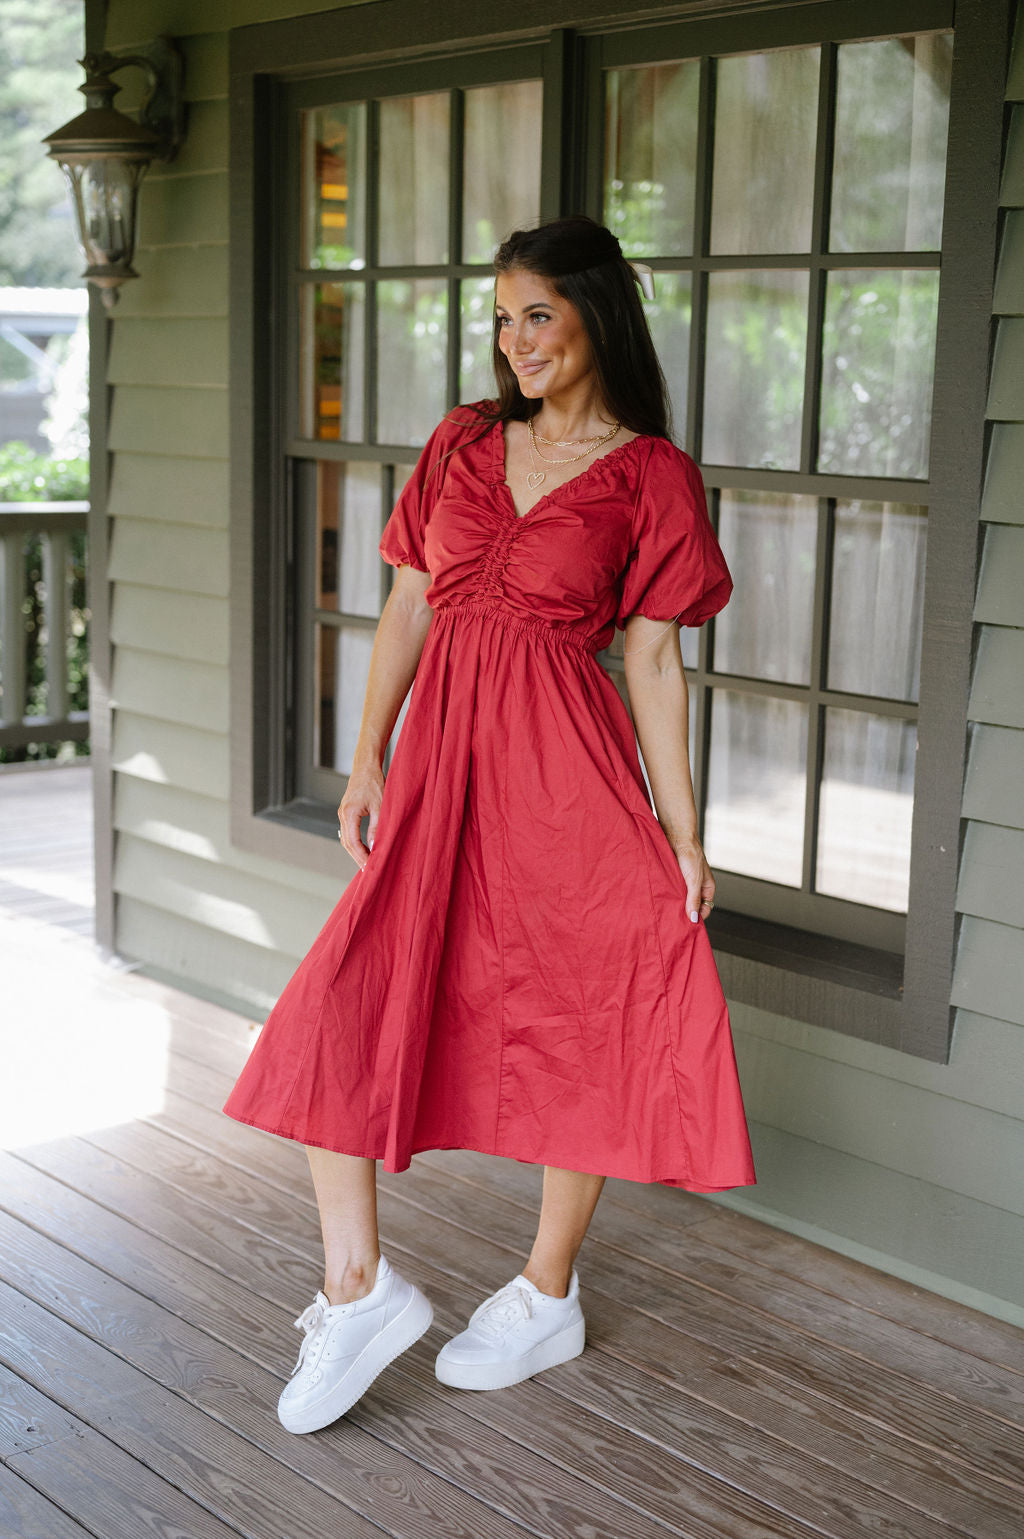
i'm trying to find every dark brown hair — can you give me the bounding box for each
[443,215,672,458]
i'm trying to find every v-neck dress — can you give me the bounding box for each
[222,405,756,1192]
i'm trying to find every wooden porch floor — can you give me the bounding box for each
[1,765,1023,1539]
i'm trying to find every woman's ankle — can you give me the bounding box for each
[324,1253,382,1305]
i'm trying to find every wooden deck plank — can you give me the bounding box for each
[103,1082,1024,1466]
[5,1141,1017,1539]
[9,1123,1021,1539]
[0,1461,97,1539]
[0,1364,83,1460]
[0,1212,701,1539]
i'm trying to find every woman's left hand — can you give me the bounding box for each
[672,836,716,924]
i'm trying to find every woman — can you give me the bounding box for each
[222,214,756,1435]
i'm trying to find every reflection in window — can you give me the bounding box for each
[831,34,952,254]
[460,277,497,402]
[299,284,365,441]
[817,709,916,911]
[703,270,809,469]
[714,492,817,685]
[829,501,926,702]
[302,103,367,270]
[315,463,382,617]
[604,61,699,257]
[711,47,819,255]
[644,271,691,435]
[378,93,450,265]
[705,690,807,887]
[463,80,543,262]
[818,269,939,479]
[377,279,449,445]
[314,622,376,774]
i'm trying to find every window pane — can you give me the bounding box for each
[711,48,818,255]
[462,80,543,263]
[376,279,448,445]
[460,277,496,403]
[816,709,915,911]
[314,462,383,618]
[302,103,367,270]
[378,93,450,265]
[829,501,926,702]
[831,34,952,254]
[646,272,691,436]
[714,491,818,685]
[299,283,364,442]
[818,269,939,479]
[703,270,808,469]
[314,622,376,774]
[704,690,807,887]
[604,61,699,257]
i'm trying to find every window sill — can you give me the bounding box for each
[709,907,906,1046]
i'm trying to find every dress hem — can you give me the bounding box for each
[221,1107,757,1195]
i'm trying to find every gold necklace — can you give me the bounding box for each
[533,428,605,447]
[526,416,620,488]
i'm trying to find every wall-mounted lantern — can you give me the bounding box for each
[43,38,185,309]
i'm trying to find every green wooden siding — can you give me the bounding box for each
[99,0,1024,1325]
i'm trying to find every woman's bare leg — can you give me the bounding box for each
[522,1165,606,1298]
[305,1147,382,1305]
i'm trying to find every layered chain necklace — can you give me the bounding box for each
[525,414,621,490]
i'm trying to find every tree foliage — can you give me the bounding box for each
[0,0,84,287]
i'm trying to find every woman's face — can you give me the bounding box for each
[494,270,596,402]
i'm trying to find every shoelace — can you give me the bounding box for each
[474,1282,533,1339]
[289,1296,354,1376]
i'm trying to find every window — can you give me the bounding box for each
[595,31,951,956]
[286,58,544,805]
[231,0,999,1058]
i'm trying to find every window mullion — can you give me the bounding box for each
[799,42,836,477]
[801,496,833,893]
[687,55,714,460]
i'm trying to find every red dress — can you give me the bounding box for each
[222,407,756,1192]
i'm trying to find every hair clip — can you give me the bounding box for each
[629,260,656,301]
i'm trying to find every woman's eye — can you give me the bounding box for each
[530,312,551,324]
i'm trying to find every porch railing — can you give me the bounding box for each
[0,502,90,755]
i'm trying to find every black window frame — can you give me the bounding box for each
[228,0,1013,1062]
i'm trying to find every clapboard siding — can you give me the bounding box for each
[108,518,229,597]
[723,1120,1024,1317]
[973,525,1024,625]
[137,173,230,248]
[108,320,229,388]
[981,423,1024,522]
[116,897,297,1014]
[114,246,229,318]
[108,386,229,460]
[986,316,1024,417]
[951,917,1024,1028]
[111,585,229,667]
[106,3,230,49]
[147,102,230,178]
[112,712,231,801]
[993,207,1024,311]
[957,822,1024,927]
[114,833,328,957]
[732,1000,1024,1123]
[111,648,229,733]
[1002,107,1024,202]
[961,723,1024,825]
[108,453,229,528]
[113,776,345,905]
[967,625,1024,727]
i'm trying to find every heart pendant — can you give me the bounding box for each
[527,471,545,490]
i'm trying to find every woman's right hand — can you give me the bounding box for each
[337,756,385,870]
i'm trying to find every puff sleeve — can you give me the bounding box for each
[379,409,477,572]
[615,438,732,630]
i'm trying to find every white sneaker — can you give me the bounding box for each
[434,1269,585,1391]
[277,1253,433,1433]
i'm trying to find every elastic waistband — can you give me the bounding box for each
[433,598,601,653]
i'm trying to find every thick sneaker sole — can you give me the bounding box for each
[279,1285,434,1434]
[435,1315,586,1391]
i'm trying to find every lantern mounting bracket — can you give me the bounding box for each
[81,37,186,162]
